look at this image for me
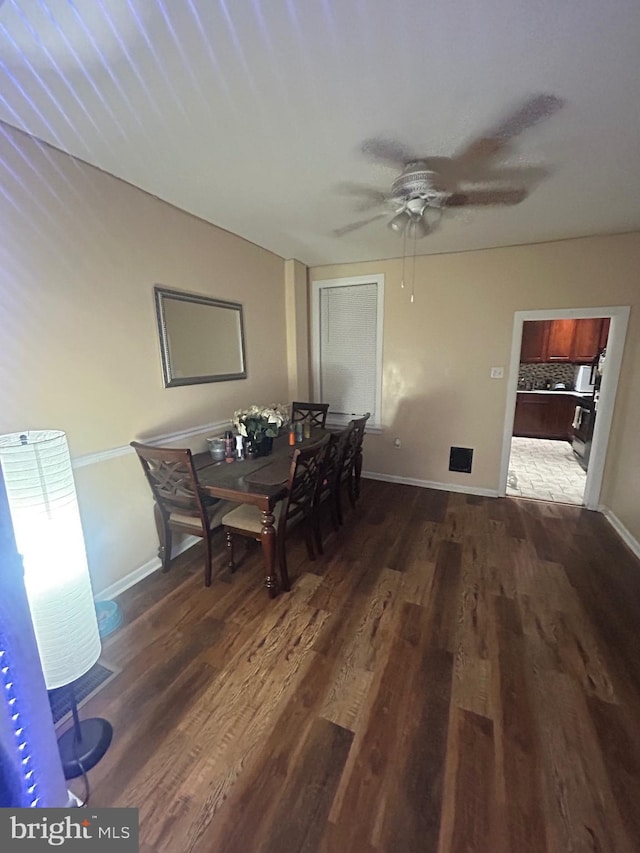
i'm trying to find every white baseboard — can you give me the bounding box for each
[600,506,640,560]
[362,470,499,498]
[95,535,200,601]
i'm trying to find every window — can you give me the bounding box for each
[311,275,384,428]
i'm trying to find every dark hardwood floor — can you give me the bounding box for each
[68,481,640,852]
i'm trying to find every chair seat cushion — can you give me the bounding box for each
[221,501,284,534]
[170,500,234,531]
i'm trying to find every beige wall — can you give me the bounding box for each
[1,124,289,594]
[310,232,640,544]
[284,258,310,401]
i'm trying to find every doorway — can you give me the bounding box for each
[499,306,630,510]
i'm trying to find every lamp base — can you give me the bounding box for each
[57,718,113,779]
[66,790,84,807]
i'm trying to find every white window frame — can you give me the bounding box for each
[310,274,384,430]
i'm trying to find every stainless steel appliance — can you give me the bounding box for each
[571,347,605,470]
[574,365,594,393]
[571,399,595,471]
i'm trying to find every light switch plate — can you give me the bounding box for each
[490,367,504,379]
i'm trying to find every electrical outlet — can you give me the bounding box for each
[394,437,402,448]
[490,367,504,379]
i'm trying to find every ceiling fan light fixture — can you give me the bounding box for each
[406,214,430,239]
[387,210,410,234]
[405,197,428,217]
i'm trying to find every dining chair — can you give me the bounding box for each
[312,424,354,554]
[291,401,330,429]
[334,413,370,525]
[352,412,371,501]
[130,441,233,587]
[221,436,330,590]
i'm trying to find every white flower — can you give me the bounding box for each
[232,403,290,439]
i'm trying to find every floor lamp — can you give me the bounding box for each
[0,463,72,807]
[0,430,112,780]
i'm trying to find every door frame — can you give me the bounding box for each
[499,305,630,510]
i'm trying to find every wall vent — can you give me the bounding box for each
[449,446,473,473]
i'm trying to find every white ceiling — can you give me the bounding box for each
[1,0,639,266]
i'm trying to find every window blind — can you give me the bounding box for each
[319,282,378,417]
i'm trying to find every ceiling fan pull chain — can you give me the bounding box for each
[410,232,417,303]
[400,229,407,289]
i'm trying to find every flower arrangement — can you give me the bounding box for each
[233,403,290,441]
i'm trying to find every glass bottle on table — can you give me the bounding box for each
[224,430,235,462]
[303,418,311,439]
[235,434,244,460]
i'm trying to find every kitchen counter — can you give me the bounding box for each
[517,390,591,399]
[514,391,591,440]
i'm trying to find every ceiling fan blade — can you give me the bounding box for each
[449,143,501,184]
[333,213,388,237]
[453,93,564,172]
[446,188,527,207]
[490,93,564,143]
[360,137,417,168]
[460,165,551,188]
[335,181,391,211]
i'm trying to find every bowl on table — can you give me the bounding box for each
[206,437,226,462]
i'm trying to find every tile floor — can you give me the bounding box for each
[507,436,587,505]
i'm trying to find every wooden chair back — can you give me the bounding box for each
[278,435,330,537]
[334,413,370,522]
[312,424,354,552]
[351,412,371,500]
[131,442,207,523]
[222,435,330,590]
[291,401,330,428]
[340,415,368,481]
[131,441,225,586]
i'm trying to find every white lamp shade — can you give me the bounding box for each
[0,431,101,690]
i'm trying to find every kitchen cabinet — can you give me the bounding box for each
[520,318,608,364]
[571,318,607,362]
[520,321,549,363]
[513,393,578,440]
[546,319,576,361]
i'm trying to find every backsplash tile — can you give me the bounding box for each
[518,362,578,390]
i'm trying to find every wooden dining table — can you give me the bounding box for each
[194,431,328,597]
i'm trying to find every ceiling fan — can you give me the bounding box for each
[334,94,564,239]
